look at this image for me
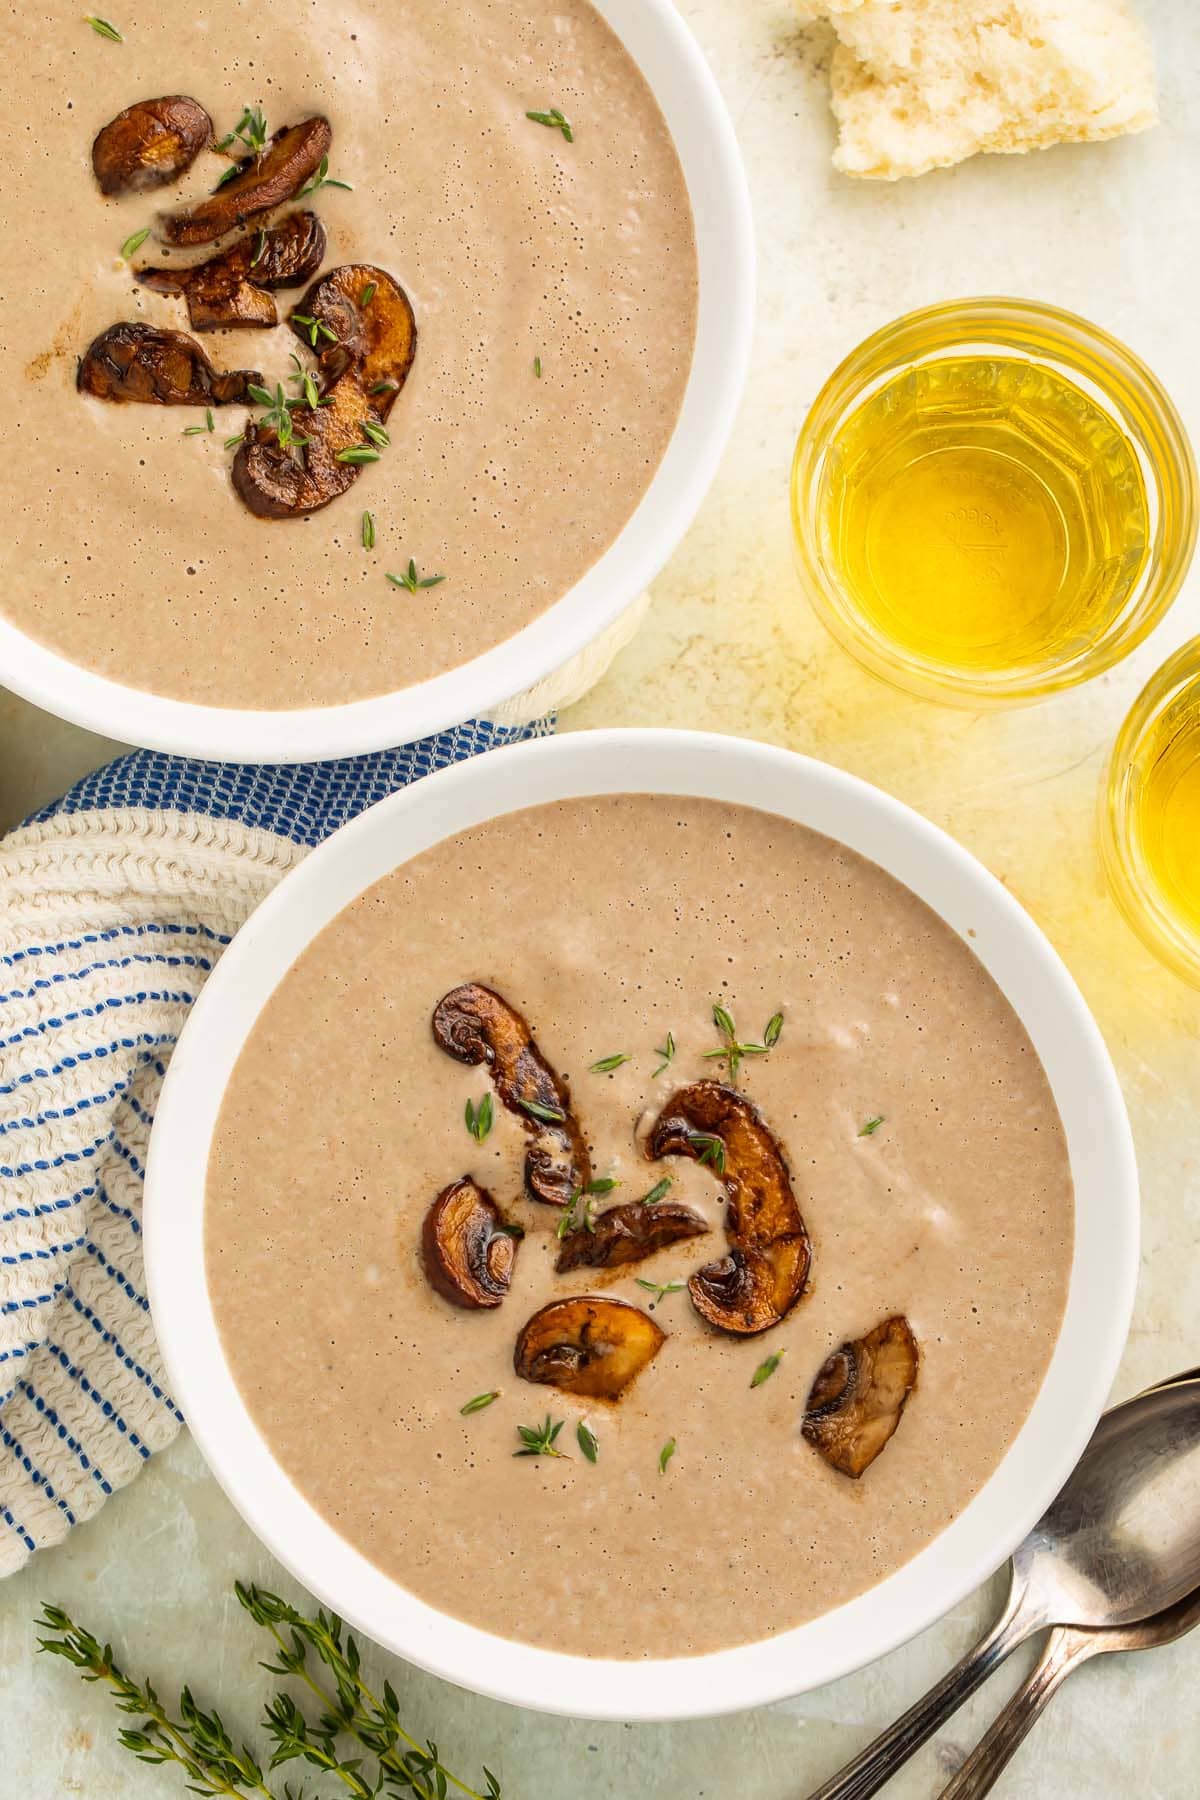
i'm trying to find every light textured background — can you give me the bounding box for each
[3,2,1199,1795]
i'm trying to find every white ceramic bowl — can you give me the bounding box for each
[144,730,1139,1721]
[0,3,753,763]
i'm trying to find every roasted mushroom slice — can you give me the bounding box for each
[420,1176,519,1310]
[432,984,589,1208]
[137,211,326,331]
[77,323,260,405]
[647,1080,811,1334]
[92,95,212,196]
[555,1200,708,1274]
[231,264,417,520]
[289,264,417,414]
[159,116,332,247]
[514,1297,665,1400]
[802,1315,920,1479]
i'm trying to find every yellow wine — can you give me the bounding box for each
[1135,682,1200,940]
[820,355,1150,678]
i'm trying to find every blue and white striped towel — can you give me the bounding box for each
[0,719,551,1574]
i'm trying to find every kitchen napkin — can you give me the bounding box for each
[0,718,551,1575]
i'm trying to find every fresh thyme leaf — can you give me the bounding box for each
[514,1414,568,1458]
[118,226,149,261]
[362,421,390,447]
[85,14,123,41]
[362,509,376,550]
[223,432,244,449]
[713,1003,737,1042]
[360,280,377,306]
[533,355,543,378]
[589,1053,630,1073]
[526,106,574,143]
[585,1175,618,1194]
[460,1390,499,1415]
[465,1092,494,1144]
[518,1096,566,1124]
[658,1437,676,1474]
[213,159,242,189]
[496,1221,525,1240]
[369,378,399,396]
[299,152,353,197]
[249,227,267,268]
[685,1130,726,1174]
[751,1350,784,1388]
[635,1277,684,1305]
[338,446,381,465]
[576,1420,599,1463]
[206,407,214,432]
[581,1196,598,1233]
[247,383,274,407]
[652,1030,676,1078]
[556,1190,582,1239]
[181,409,215,437]
[387,557,446,593]
[859,1115,885,1137]
[217,105,268,158]
[637,1176,672,1207]
[764,1010,784,1049]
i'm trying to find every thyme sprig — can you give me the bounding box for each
[688,1130,726,1174]
[703,1003,782,1086]
[465,1093,493,1144]
[589,1052,629,1073]
[525,107,573,143]
[635,1277,684,1308]
[386,560,446,594]
[652,1031,675,1079]
[216,106,268,157]
[299,154,353,198]
[38,1591,502,1799]
[247,383,308,452]
[514,1415,567,1458]
[290,312,339,349]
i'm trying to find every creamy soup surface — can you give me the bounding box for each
[6,2,697,708]
[206,795,1075,1659]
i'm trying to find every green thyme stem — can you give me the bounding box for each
[243,1590,496,1800]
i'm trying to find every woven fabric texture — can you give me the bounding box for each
[0,721,550,1575]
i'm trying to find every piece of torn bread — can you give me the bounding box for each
[795,0,1158,180]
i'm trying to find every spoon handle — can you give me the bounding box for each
[934,1626,1099,1799]
[804,1588,1035,1800]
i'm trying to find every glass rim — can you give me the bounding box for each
[791,296,1198,706]
[1101,636,1200,987]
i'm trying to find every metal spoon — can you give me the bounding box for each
[935,1582,1200,1798]
[806,1376,1200,1800]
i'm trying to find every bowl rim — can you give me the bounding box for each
[0,0,754,762]
[144,728,1140,1721]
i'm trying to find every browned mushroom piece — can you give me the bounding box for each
[431,984,589,1208]
[136,211,327,331]
[288,263,417,417]
[555,1200,709,1274]
[231,264,417,520]
[420,1176,520,1310]
[802,1315,919,1478]
[159,116,332,247]
[646,1080,811,1335]
[77,323,261,405]
[92,95,212,196]
[513,1297,665,1400]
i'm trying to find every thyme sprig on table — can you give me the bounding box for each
[37,1590,501,1800]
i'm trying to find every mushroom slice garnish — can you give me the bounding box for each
[92,95,212,196]
[136,211,327,331]
[231,264,417,520]
[555,1200,708,1274]
[289,262,418,415]
[513,1297,665,1400]
[420,1176,519,1310]
[646,1080,811,1335]
[159,116,332,247]
[802,1315,920,1479]
[431,984,589,1208]
[77,323,260,405]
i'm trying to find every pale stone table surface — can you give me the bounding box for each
[4,3,1199,1795]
